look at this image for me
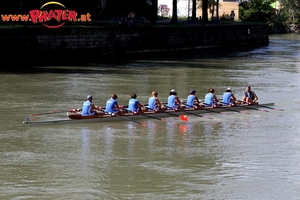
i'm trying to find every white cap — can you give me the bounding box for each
[170,89,176,92]
[226,87,231,91]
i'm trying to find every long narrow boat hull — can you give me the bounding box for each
[23,103,275,126]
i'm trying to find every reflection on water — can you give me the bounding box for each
[0,34,300,199]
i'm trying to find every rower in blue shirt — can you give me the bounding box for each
[128,93,144,113]
[242,86,258,104]
[82,95,97,116]
[204,88,219,107]
[105,94,123,115]
[186,89,200,108]
[167,89,181,110]
[148,91,163,111]
[222,87,237,106]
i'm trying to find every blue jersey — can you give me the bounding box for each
[148,97,156,110]
[223,92,232,105]
[128,98,140,112]
[186,95,196,108]
[105,98,118,113]
[82,101,95,116]
[167,95,176,109]
[204,93,214,106]
[245,91,255,100]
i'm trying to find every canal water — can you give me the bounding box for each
[0,34,300,199]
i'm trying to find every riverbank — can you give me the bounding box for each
[0,21,269,67]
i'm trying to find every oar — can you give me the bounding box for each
[122,108,166,121]
[221,106,251,115]
[99,108,148,127]
[258,104,284,111]
[183,103,227,115]
[237,100,283,111]
[204,103,251,115]
[148,107,188,121]
[166,105,213,120]
[230,102,269,112]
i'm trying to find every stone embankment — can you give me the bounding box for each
[0,23,269,65]
[269,23,300,34]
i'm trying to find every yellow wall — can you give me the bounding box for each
[197,2,239,21]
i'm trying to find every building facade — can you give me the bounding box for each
[158,0,239,20]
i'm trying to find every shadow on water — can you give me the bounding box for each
[1,47,267,74]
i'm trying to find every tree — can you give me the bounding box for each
[192,0,197,20]
[201,0,208,24]
[278,0,300,23]
[216,0,219,20]
[170,0,178,24]
[150,0,158,24]
[239,0,275,23]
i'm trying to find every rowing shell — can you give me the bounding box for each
[23,103,274,126]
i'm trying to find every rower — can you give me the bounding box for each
[186,89,200,108]
[167,89,182,110]
[204,88,220,107]
[148,91,163,111]
[242,86,258,104]
[82,95,97,116]
[105,94,124,115]
[128,93,145,114]
[222,87,237,106]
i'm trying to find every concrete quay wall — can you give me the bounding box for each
[0,24,269,63]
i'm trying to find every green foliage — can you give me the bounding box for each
[239,0,275,23]
[220,13,230,21]
[278,0,300,23]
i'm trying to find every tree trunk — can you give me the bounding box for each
[192,0,197,20]
[150,0,158,24]
[170,0,178,24]
[202,0,208,25]
[216,0,219,20]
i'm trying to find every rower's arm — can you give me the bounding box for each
[91,103,97,111]
[176,97,181,104]
[156,98,163,106]
[242,94,246,102]
[232,94,237,101]
[214,95,219,102]
[253,93,258,102]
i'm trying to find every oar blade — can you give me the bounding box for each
[140,122,148,127]
[275,108,284,111]
[179,115,188,121]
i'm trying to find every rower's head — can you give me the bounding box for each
[86,95,93,101]
[111,94,118,99]
[226,87,231,92]
[131,93,137,99]
[190,89,196,95]
[152,91,158,97]
[170,89,177,95]
[246,86,251,92]
[209,88,215,93]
